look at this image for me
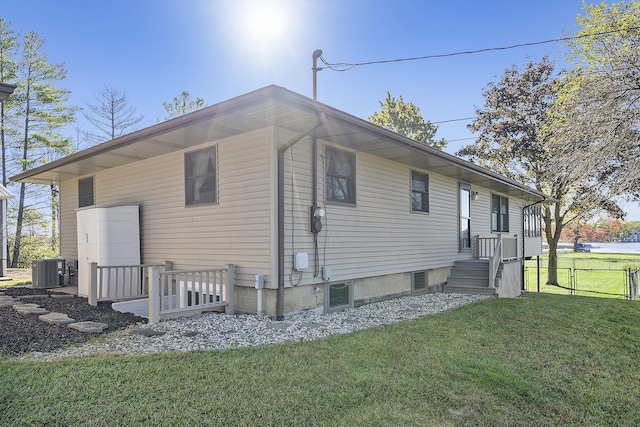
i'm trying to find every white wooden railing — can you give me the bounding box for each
[88,263,163,306]
[474,235,519,289]
[147,264,234,324]
[87,263,235,324]
[473,235,518,260]
[489,237,503,289]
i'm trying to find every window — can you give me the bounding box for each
[413,271,427,292]
[411,171,429,213]
[185,146,217,206]
[325,146,355,205]
[491,194,509,232]
[524,205,542,237]
[78,176,94,208]
[325,282,353,312]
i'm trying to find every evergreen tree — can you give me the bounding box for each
[369,92,446,150]
[0,18,18,187]
[160,91,206,121]
[10,31,76,267]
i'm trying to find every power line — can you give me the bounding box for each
[447,137,476,143]
[320,27,640,71]
[433,117,475,124]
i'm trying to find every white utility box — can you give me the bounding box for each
[76,205,141,297]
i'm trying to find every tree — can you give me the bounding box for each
[0,18,18,188]
[554,2,640,200]
[83,85,143,146]
[9,31,76,267]
[369,92,446,149]
[160,91,206,121]
[456,57,621,285]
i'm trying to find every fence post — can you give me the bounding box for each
[630,268,638,301]
[148,266,160,324]
[226,263,234,315]
[88,262,98,306]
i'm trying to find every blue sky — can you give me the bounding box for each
[3,0,639,219]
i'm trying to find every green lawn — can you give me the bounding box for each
[525,252,640,298]
[2,293,640,426]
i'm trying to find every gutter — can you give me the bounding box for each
[276,114,325,320]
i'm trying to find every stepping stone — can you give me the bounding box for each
[68,321,108,333]
[266,321,291,330]
[50,294,76,299]
[18,294,50,300]
[129,328,166,337]
[0,296,19,307]
[39,312,76,325]
[13,303,50,315]
[299,322,323,329]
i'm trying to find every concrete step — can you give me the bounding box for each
[112,298,150,318]
[444,285,497,296]
[446,277,491,288]
[446,258,495,295]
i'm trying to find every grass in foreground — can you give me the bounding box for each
[0,269,32,288]
[2,293,640,426]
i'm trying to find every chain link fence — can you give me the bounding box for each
[525,257,640,300]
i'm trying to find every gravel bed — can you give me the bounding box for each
[18,293,490,362]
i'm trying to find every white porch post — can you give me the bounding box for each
[88,262,98,306]
[148,266,160,324]
[226,263,234,315]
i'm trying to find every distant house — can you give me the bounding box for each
[0,82,16,102]
[12,85,549,318]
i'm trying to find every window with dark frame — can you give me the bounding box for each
[185,146,217,206]
[326,282,352,312]
[411,171,429,213]
[491,194,509,232]
[524,205,542,237]
[78,176,94,208]
[413,271,427,291]
[325,146,355,205]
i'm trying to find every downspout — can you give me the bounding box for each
[277,114,325,320]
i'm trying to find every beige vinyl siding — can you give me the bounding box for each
[281,138,536,289]
[281,130,315,287]
[524,235,543,258]
[58,127,276,288]
[59,179,79,260]
[281,139,477,288]
[468,187,491,240]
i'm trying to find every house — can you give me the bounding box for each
[11,85,549,319]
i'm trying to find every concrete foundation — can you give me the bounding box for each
[232,268,453,316]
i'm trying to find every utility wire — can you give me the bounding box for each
[320,27,640,71]
[433,117,475,124]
